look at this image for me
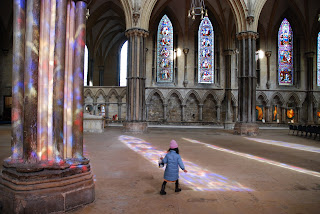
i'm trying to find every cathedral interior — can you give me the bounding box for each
[1,0,320,213]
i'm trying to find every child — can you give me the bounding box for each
[160,140,187,195]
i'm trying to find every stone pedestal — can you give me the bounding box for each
[224,122,235,130]
[84,113,105,133]
[0,160,94,214]
[234,122,259,136]
[123,122,148,133]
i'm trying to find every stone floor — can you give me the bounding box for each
[1,124,320,214]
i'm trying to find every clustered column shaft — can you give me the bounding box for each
[234,31,259,135]
[125,29,148,122]
[9,0,89,165]
[11,0,26,160]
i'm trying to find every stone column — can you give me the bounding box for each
[224,50,234,129]
[72,0,87,158]
[124,28,149,133]
[296,106,301,123]
[181,104,186,122]
[198,104,203,121]
[23,0,41,162]
[93,102,97,115]
[265,51,271,89]
[306,52,315,124]
[0,1,94,213]
[216,104,221,123]
[265,105,270,123]
[53,0,68,161]
[118,96,122,120]
[183,48,189,87]
[234,32,259,135]
[11,0,26,160]
[98,65,104,86]
[282,105,287,123]
[145,103,149,121]
[163,103,168,122]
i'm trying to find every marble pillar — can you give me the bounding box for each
[123,28,149,133]
[306,52,315,124]
[224,50,234,129]
[234,32,259,135]
[0,1,95,213]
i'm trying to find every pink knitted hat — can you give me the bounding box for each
[170,140,178,149]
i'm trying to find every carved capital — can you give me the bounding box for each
[246,15,254,25]
[133,12,140,26]
[183,48,189,55]
[265,51,272,57]
[236,31,259,40]
[125,28,149,38]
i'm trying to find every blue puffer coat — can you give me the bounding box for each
[162,150,185,181]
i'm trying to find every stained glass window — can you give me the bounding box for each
[157,15,173,82]
[198,17,214,83]
[317,32,320,86]
[278,18,293,85]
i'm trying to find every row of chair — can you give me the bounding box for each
[288,125,320,139]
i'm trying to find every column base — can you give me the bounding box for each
[123,122,148,133]
[224,122,235,130]
[234,122,259,136]
[0,160,95,214]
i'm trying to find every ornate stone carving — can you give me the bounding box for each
[236,31,259,40]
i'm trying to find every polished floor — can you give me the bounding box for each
[1,125,320,214]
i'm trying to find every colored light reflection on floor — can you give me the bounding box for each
[245,137,320,154]
[119,135,252,191]
[183,138,320,178]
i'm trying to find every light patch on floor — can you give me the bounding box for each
[183,138,320,178]
[119,135,252,192]
[245,137,320,153]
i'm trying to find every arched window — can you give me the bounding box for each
[120,40,128,87]
[198,17,214,83]
[157,15,173,82]
[278,18,293,86]
[317,32,320,86]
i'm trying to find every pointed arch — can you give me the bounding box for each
[286,93,301,107]
[165,89,183,104]
[183,90,201,106]
[270,92,285,106]
[157,14,174,83]
[146,89,165,105]
[107,89,119,102]
[95,89,108,102]
[256,92,269,105]
[278,18,293,86]
[198,17,214,84]
[201,91,220,105]
[84,89,95,103]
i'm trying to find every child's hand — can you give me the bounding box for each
[183,169,188,173]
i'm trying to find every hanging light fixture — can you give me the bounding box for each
[188,0,208,20]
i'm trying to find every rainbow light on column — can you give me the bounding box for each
[183,138,320,178]
[119,135,252,191]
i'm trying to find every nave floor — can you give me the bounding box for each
[1,125,320,214]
